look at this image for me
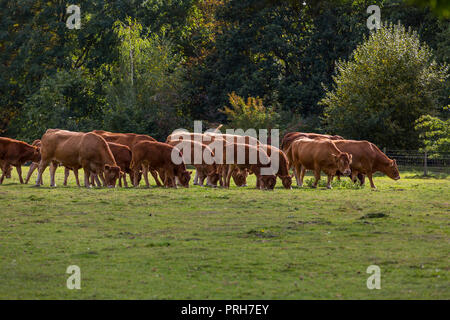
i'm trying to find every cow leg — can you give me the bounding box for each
[293,167,301,186]
[123,173,128,188]
[142,165,150,188]
[312,169,320,188]
[296,165,304,187]
[15,166,24,184]
[35,160,48,187]
[326,175,333,189]
[72,168,80,187]
[0,163,8,184]
[358,173,365,186]
[97,172,107,187]
[25,162,38,184]
[83,168,91,188]
[63,167,70,186]
[367,173,376,189]
[193,170,199,185]
[225,165,234,188]
[133,171,139,187]
[118,173,123,187]
[150,169,162,187]
[49,162,57,187]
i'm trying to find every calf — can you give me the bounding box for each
[289,138,352,189]
[131,141,192,188]
[0,137,40,184]
[333,140,400,189]
[36,129,121,188]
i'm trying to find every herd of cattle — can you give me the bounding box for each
[0,128,401,190]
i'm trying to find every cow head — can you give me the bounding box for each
[232,168,248,187]
[259,175,277,190]
[386,159,400,180]
[104,164,121,187]
[334,153,352,176]
[279,175,292,189]
[30,146,41,163]
[178,170,192,188]
[5,166,12,179]
[206,165,220,187]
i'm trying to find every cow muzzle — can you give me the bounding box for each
[343,169,351,176]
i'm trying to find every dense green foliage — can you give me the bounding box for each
[415,105,450,155]
[321,23,448,149]
[0,0,449,147]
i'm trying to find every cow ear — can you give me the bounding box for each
[348,153,353,161]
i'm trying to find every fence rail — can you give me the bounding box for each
[384,149,450,174]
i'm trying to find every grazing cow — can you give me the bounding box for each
[288,138,352,189]
[260,145,292,189]
[218,142,277,190]
[0,137,40,184]
[166,139,219,187]
[332,140,400,188]
[92,130,162,187]
[130,141,192,188]
[35,129,121,188]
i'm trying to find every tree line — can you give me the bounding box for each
[0,0,448,151]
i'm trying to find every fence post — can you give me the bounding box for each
[424,150,428,176]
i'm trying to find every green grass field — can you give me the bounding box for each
[0,168,448,299]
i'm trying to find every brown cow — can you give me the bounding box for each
[332,140,400,188]
[35,129,121,188]
[130,141,192,188]
[166,139,219,187]
[0,137,40,184]
[92,130,162,187]
[282,132,344,186]
[288,138,352,189]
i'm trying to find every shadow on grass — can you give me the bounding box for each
[403,173,449,179]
